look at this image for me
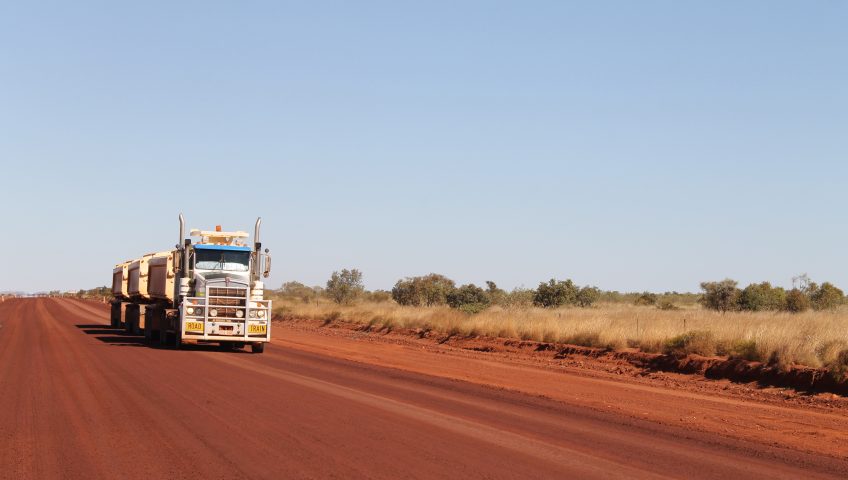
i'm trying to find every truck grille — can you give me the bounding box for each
[209,287,247,297]
[208,286,247,308]
[210,297,245,307]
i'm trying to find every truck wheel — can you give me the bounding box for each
[110,303,121,328]
[251,343,265,354]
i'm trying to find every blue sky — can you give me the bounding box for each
[1,1,846,293]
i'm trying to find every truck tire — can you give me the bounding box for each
[147,306,165,345]
[132,307,142,336]
[125,304,138,335]
[251,342,265,354]
[110,303,121,328]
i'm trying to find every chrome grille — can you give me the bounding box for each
[209,297,246,307]
[209,287,247,297]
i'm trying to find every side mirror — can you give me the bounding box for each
[263,249,271,278]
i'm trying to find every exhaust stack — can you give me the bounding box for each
[253,217,262,282]
[178,213,185,248]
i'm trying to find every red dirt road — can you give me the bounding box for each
[0,298,846,479]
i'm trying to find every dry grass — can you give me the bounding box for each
[272,298,848,369]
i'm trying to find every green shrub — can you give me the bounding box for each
[446,283,490,314]
[783,288,810,313]
[533,279,578,308]
[279,281,322,303]
[390,279,419,306]
[810,282,844,311]
[575,286,601,308]
[391,274,455,306]
[484,281,507,305]
[502,288,535,308]
[325,269,364,305]
[699,279,741,312]
[738,282,786,311]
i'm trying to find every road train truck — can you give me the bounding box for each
[111,214,272,353]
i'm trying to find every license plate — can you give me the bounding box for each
[185,321,204,333]
[248,323,267,334]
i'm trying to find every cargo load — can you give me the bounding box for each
[128,251,173,301]
[112,261,131,299]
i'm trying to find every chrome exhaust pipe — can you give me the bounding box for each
[176,213,190,306]
[254,217,262,282]
[178,213,185,248]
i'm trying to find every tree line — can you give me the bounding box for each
[699,275,844,313]
[278,270,601,313]
[274,270,846,315]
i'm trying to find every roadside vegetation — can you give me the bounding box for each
[270,271,848,372]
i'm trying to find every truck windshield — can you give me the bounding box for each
[195,250,250,272]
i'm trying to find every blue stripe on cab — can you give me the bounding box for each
[194,244,252,252]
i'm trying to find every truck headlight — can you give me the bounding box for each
[209,309,218,317]
[187,307,195,315]
[249,310,257,318]
[236,310,244,318]
[257,310,265,318]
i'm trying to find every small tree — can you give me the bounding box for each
[811,282,844,311]
[699,279,741,312]
[784,288,810,313]
[533,279,578,308]
[485,281,506,305]
[391,278,419,306]
[280,281,321,303]
[575,286,600,308]
[326,269,364,305]
[502,287,535,308]
[446,284,490,314]
[391,273,455,306]
[739,282,786,311]
[418,274,456,306]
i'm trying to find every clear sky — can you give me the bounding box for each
[1,1,846,294]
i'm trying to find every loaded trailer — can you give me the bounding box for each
[111,214,272,353]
